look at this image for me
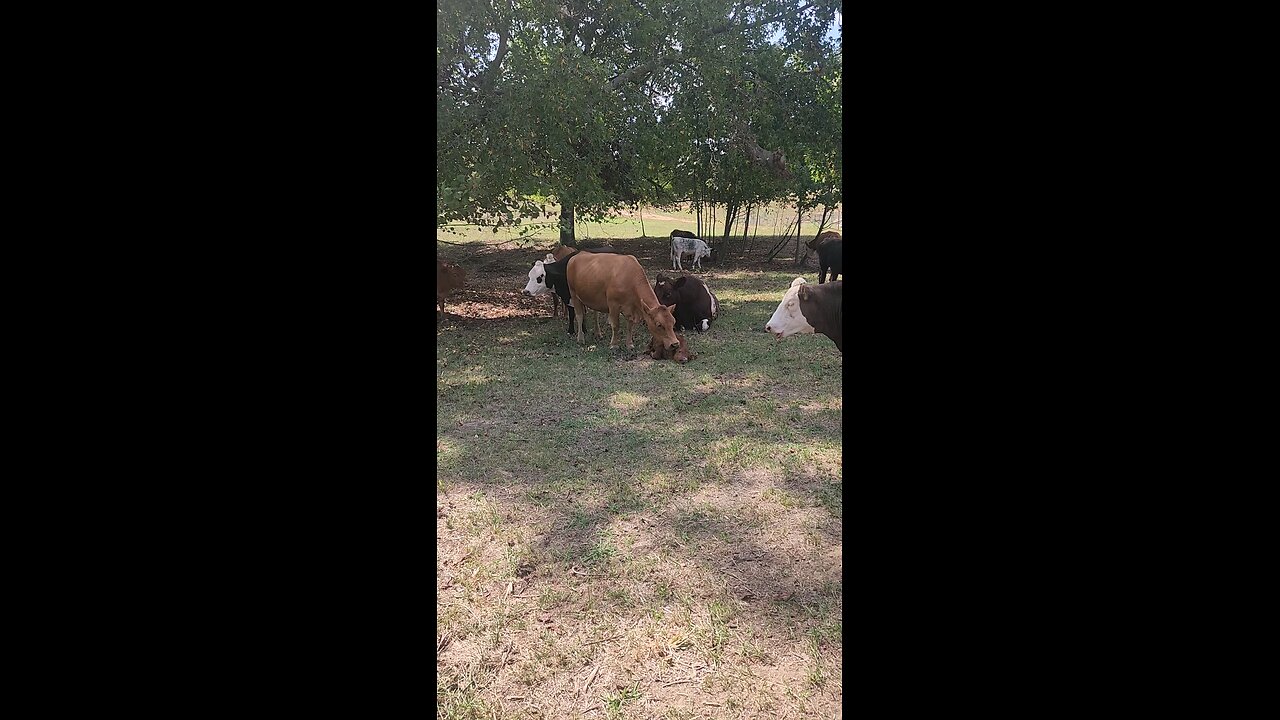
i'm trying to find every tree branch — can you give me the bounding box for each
[733,120,793,180]
[605,2,811,92]
[478,22,511,95]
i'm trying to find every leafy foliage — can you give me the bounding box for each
[437,0,841,242]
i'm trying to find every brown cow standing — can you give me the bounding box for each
[437,259,466,321]
[565,252,681,351]
[648,333,696,364]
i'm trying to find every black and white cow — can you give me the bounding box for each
[764,277,842,352]
[522,254,603,337]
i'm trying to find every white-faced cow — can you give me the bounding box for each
[522,258,603,338]
[653,273,719,333]
[437,259,466,321]
[765,277,842,352]
[670,235,712,271]
[566,252,680,352]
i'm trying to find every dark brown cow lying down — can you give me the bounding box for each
[565,252,681,351]
[437,259,466,321]
[653,273,719,332]
[648,333,696,363]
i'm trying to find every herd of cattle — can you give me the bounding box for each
[436,229,842,361]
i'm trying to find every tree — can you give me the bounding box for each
[436,0,842,245]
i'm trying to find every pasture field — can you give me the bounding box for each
[438,203,842,246]
[436,235,843,719]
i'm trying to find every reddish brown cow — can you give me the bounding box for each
[806,230,841,251]
[436,259,466,321]
[648,333,696,363]
[565,252,680,351]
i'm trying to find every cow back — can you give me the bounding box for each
[806,230,842,251]
[553,244,619,261]
[567,252,656,314]
[817,239,842,269]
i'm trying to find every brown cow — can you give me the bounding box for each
[437,259,466,321]
[805,230,841,251]
[551,244,618,261]
[648,333,696,363]
[565,252,680,351]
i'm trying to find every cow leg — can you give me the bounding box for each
[607,308,621,348]
[594,310,604,339]
[566,304,576,335]
[623,312,636,349]
[552,294,560,318]
[819,266,826,284]
[572,298,586,343]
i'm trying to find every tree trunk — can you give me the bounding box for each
[742,205,752,243]
[559,201,576,247]
[639,206,645,238]
[792,202,803,265]
[723,203,738,240]
[695,201,702,237]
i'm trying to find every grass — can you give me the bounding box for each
[438,201,842,245]
[437,235,842,719]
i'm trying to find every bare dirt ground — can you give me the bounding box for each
[437,235,823,324]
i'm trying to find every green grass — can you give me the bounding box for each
[438,202,842,244]
[437,235,842,719]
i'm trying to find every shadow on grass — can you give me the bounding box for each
[437,235,842,646]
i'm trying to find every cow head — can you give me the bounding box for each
[652,274,687,306]
[643,303,681,351]
[522,260,551,296]
[765,277,816,339]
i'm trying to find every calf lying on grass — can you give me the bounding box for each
[648,333,696,363]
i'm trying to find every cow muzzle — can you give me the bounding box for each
[521,290,531,296]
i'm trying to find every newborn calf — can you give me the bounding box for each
[648,333,696,364]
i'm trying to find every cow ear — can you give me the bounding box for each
[665,304,677,313]
[798,285,811,300]
[672,277,687,288]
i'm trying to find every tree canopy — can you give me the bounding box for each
[437,0,842,244]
